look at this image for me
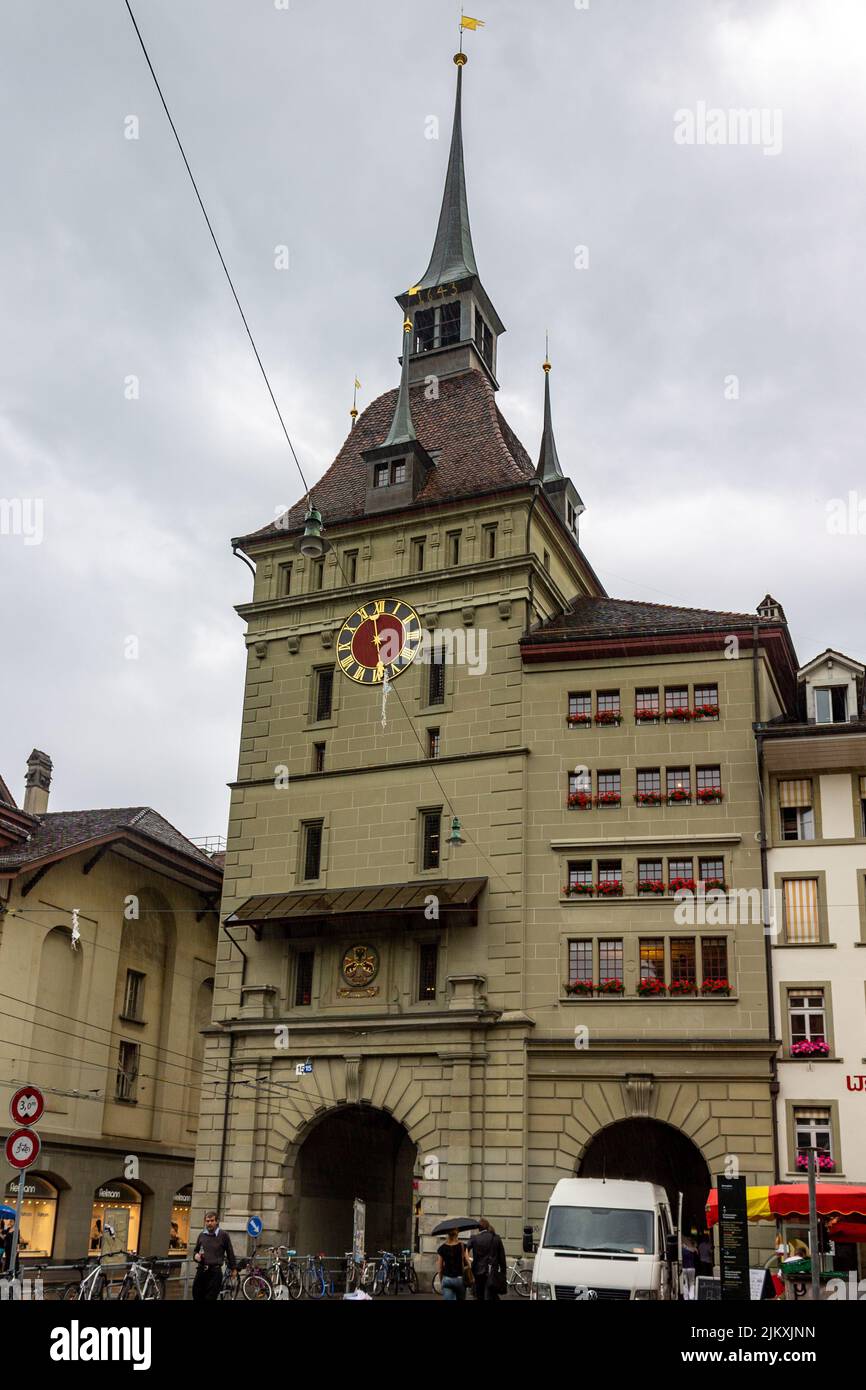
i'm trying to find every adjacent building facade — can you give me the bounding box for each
[191,53,818,1273]
[760,648,866,1277]
[0,751,222,1262]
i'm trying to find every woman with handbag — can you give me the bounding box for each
[437,1227,472,1300]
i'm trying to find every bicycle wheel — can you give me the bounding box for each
[304,1267,326,1300]
[345,1262,358,1293]
[407,1264,419,1294]
[242,1274,273,1301]
[119,1278,138,1300]
[372,1264,387,1296]
[432,1270,442,1296]
[286,1264,303,1300]
[511,1269,531,1298]
[61,1283,80,1301]
[386,1265,399,1296]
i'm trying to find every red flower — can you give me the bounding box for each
[665,707,692,721]
[696,787,723,804]
[693,704,720,719]
[567,791,593,809]
[668,877,697,894]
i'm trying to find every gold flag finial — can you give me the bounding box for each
[350,376,361,426]
[403,315,413,334]
[543,330,551,374]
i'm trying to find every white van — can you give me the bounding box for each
[531,1178,678,1301]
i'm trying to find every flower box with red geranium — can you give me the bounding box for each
[701,978,732,996]
[597,978,625,995]
[637,978,667,997]
[595,792,622,807]
[564,980,594,997]
[669,980,697,996]
[796,1152,835,1173]
[634,709,660,723]
[567,792,592,809]
[594,711,622,726]
[696,787,723,804]
[790,1039,830,1058]
[596,880,623,897]
[665,707,692,722]
[567,712,593,726]
[702,878,727,893]
[635,791,663,806]
[637,880,666,896]
[693,703,720,720]
[667,788,691,804]
[563,882,594,898]
[668,877,697,895]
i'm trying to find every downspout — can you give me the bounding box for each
[753,623,781,1185]
[232,545,257,580]
[217,921,248,1214]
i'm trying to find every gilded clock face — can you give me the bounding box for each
[336,598,422,685]
[341,943,379,987]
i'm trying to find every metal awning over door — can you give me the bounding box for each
[225,877,486,939]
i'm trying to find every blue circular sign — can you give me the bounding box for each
[247,1216,263,1238]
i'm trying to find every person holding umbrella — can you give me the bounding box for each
[432,1217,478,1301]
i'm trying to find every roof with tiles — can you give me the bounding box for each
[0,806,219,874]
[524,596,786,644]
[235,371,537,546]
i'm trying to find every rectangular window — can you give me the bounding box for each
[569,771,591,800]
[636,769,661,796]
[599,939,623,985]
[568,940,593,983]
[411,537,426,572]
[567,861,593,890]
[278,562,293,597]
[665,686,690,715]
[794,1107,833,1165]
[639,939,665,983]
[312,558,325,591]
[779,780,814,841]
[440,300,461,347]
[669,858,694,884]
[422,810,441,871]
[568,692,592,720]
[667,768,691,800]
[638,859,664,884]
[415,307,436,352]
[313,743,326,773]
[427,728,441,760]
[483,524,498,559]
[303,822,323,882]
[116,1041,139,1102]
[375,462,390,487]
[418,943,439,1001]
[597,691,621,716]
[393,460,407,485]
[446,531,461,567]
[428,649,445,706]
[696,766,722,793]
[635,688,660,715]
[597,771,621,801]
[783,879,820,944]
[699,858,725,887]
[814,687,848,724]
[122,970,145,1022]
[344,551,358,585]
[788,991,827,1046]
[670,938,696,985]
[315,669,334,722]
[543,550,550,571]
[294,951,314,1007]
[598,860,622,887]
[694,684,719,715]
[701,936,729,981]
[567,500,577,533]
[861,776,866,836]
[474,313,493,367]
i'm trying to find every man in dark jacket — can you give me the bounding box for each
[192,1211,236,1301]
[468,1219,507,1301]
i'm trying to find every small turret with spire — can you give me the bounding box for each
[396,52,505,389]
[535,343,585,542]
[362,314,434,515]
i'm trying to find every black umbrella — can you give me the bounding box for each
[431,1216,481,1236]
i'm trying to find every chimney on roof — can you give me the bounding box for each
[23,749,52,816]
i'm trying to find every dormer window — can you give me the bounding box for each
[374,459,406,489]
[393,460,407,485]
[474,312,493,368]
[567,500,578,533]
[414,302,461,354]
[374,463,390,488]
[814,686,848,724]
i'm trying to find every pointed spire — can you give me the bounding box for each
[416,54,478,291]
[536,344,565,483]
[382,316,417,448]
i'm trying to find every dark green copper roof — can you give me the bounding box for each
[415,63,479,291]
[536,367,565,483]
[382,320,417,447]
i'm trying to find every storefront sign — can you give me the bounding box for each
[717,1175,750,1302]
[172,1190,192,1206]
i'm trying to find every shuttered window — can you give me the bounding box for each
[779,779,812,808]
[783,879,820,944]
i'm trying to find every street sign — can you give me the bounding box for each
[5,1128,41,1170]
[247,1216,263,1238]
[9,1086,44,1127]
[717,1175,750,1301]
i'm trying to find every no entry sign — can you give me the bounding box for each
[5,1128,41,1170]
[9,1086,44,1127]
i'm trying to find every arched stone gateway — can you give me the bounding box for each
[288,1106,416,1257]
[578,1118,711,1236]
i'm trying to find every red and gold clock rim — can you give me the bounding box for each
[336,598,423,684]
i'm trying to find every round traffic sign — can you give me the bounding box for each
[5,1128,41,1170]
[9,1086,44,1127]
[247,1216,263,1238]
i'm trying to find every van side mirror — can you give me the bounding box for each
[522,1225,536,1255]
[665,1234,679,1264]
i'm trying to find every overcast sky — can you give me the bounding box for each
[2,0,865,838]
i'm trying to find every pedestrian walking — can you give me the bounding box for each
[697,1231,713,1278]
[681,1235,698,1300]
[192,1211,236,1301]
[468,1218,507,1301]
[437,1227,471,1301]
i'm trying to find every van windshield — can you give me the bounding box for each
[543,1206,655,1255]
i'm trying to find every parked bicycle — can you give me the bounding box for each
[62,1262,108,1301]
[239,1250,273,1301]
[506,1258,531,1298]
[218,1263,240,1301]
[267,1245,303,1300]
[118,1254,168,1301]
[373,1249,415,1296]
[302,1252,329,1299]
[345,1250,377,1295]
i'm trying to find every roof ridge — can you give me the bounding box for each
[570,596,764,621]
